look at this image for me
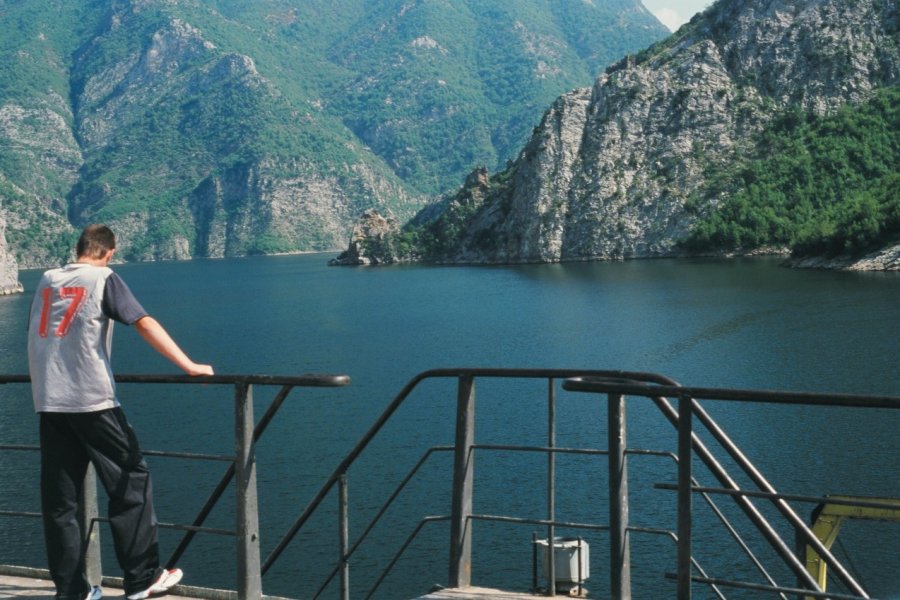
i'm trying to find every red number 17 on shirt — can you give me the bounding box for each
[38,287,87,338]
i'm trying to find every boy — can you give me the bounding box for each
[27,225,214,600]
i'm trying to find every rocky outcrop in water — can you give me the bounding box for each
[328,209,404,266]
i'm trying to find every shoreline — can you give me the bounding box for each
[12,245,900,277]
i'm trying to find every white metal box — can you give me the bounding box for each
[537,537,590,584]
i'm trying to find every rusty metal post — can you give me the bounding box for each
[608,393,631,600]
[449,375,476,588]
[235,382,262,600]
[677,395,693,600]
[79,464,102,588]
[339,474,350,600]
[547,379,556,596]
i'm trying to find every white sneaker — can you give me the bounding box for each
[126,569,183,600]
[84,587,102,600]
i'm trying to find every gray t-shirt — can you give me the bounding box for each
[27,263,147,413]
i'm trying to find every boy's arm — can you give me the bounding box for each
[134,316,214,376]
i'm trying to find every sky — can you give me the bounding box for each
[642,0,715,31]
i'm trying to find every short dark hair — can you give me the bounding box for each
[76,224,116,259]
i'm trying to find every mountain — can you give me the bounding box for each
[0,0,667,268]
[337,0,900,268]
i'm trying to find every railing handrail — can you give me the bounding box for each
[562,377,900,409]
[0,373,351,387]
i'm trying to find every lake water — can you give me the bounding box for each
[0,254,898,598]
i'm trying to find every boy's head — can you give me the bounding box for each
[76,224,116,261]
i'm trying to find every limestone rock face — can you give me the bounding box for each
[0,93,82,197]
[0,217,23,295]
[444,0,900,264]
[457,92,593,263]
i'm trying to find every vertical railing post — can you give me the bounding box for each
[79,464,102,588]
[449,375,475,588]
[339,473,350,600]
[677,395,693,600]
[608,393,632,600]
[235,382,262,600]
[546,378,556,597]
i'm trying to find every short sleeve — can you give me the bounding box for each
[102,272,149,325]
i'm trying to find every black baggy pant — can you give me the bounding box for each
[40,408,161,599]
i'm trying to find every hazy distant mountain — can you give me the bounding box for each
[0,0,667,267]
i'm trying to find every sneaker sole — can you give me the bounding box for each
[126,569,183,600]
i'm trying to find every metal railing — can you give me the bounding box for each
[0,373,349,600]
[266,368,898,599]
[256,368,691,599]
[563,377,900,600]
[2,369,898,599]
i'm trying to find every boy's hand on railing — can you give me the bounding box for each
[185,363,214,376]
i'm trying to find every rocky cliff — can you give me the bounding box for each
[471,0,900,262]
[353,0,900,266]
[0,216,23,295]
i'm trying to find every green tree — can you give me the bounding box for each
[682,86,900,258]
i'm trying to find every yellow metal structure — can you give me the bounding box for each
[805,495,900,598]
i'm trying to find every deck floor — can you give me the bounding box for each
[0,575,577,600]
[414,587,579,599]
[0,573,212,600]
[0,574,195,600]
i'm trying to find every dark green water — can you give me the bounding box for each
[1,254,898,598]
